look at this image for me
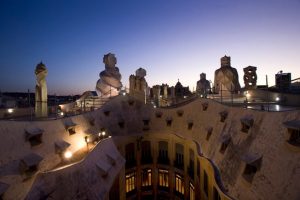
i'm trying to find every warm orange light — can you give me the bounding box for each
[7,108,14,113]
[64,151,73,159]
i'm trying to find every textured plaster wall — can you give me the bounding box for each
[0,95,299,200]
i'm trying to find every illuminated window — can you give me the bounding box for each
[125,172,136,193]
[158,169,169,190]
[175,173,184,197]
[142,169,152,189]
[189,182,195,200]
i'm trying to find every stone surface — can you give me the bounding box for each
[129,68,148,102]
[135,67,146,78]
[196,73,211,95]
[35,62,48,117]
[214,56,241,94]
[1,94,300,200]
[96,53,122,97]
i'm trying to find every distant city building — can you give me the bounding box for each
[175,79,191,97]
[276,71,291,92]
[0,93,17,108]
[149,80,191,107]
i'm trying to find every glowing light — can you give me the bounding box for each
[275,105,280,111]
[246,92,251,98]
[7,108,13,113]
[184,96,187,99]
[98,132,101,136]
[64,151,73,159]
[102,131,106,136]
[153,105,157,108]
[108,136,112,138]
[76,140,86,149]
[60,112,64,116]
[276,97,280,101]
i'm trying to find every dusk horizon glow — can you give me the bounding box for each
[1,0,300,95]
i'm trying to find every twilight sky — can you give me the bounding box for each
[0,0,300,95]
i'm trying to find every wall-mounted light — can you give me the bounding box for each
[275,97,280,101]
[7,108,14,113]
[84,136,90,143]
[84,136,89,151]
[246,92,251,98]
[64,150,73,159]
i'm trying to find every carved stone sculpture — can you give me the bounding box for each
[214,56,241,94]
[243,66,257,90]
[35,62,48,117]
[162,84,168,98]
[152,85,161,106]
[129,68,148,102]
[196,73,211,95]
[96,53,122,97]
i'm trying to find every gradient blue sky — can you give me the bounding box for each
[1,0,300,95]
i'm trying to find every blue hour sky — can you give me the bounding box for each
[0,0,300,95]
